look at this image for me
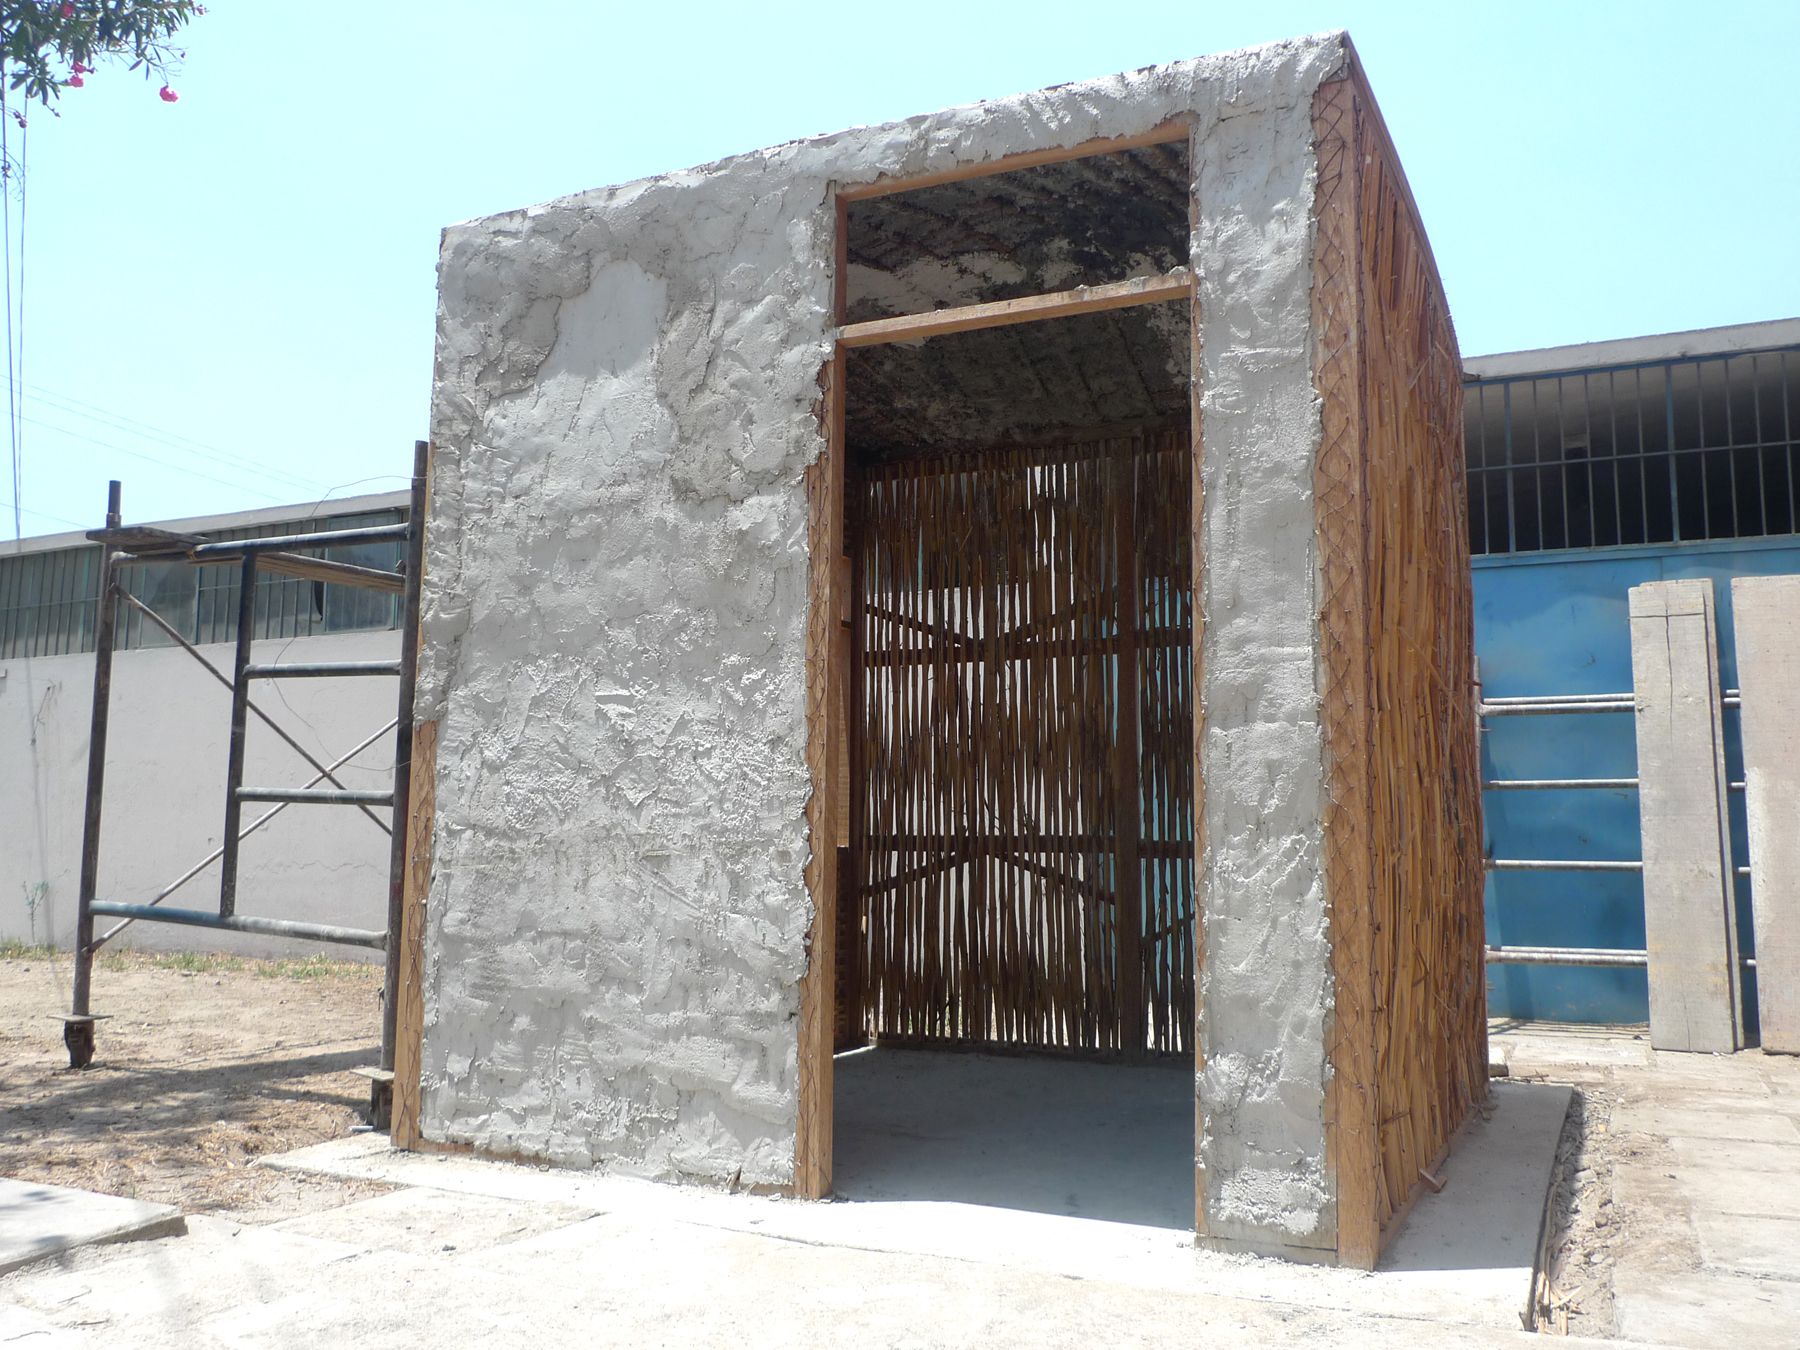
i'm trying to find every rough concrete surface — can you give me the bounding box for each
[0,1178,183,1274]
[1495,1020,1800,1342]
[417,27,1352,1257]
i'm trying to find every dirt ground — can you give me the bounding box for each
[0,947,393,1222]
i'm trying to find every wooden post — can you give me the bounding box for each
[377,440,432,1128]
[392,717,439,1147]
[795,325,846,1196]
[1629,579,1742,1053]
[1310,70,1380,1269]
[1731,576,1800,1054]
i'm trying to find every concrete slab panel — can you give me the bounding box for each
[0,1178,184,1274]
[1629,579,1742,1053]
[1614,1267,1800,1346]
[1693,1210,1800,1278]
[273,1186,596,1257]
[1663,1137,1800,1224]
[1609,1103,1800,1144]
[1731,574,1800,1054]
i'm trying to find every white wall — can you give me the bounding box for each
[1,628,402,960]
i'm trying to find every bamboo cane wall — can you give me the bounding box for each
[847,429,1193,1056]
[1314,68,1488,1257]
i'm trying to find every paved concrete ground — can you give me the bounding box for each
[4,1034,1793,1346]
[0,1179,182,1275]
[0,1048,1578,1346]
[0,1183,1635,1350]
[1494,1021,1800,1343]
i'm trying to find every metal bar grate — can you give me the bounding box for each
[1467,346,1800,555]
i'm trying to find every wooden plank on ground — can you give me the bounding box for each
[1629,579,1742,1053]
[1730,575,1800,1054]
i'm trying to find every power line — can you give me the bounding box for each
[20,412,292,504]
[0,498,84,530]
[6,378,333,496]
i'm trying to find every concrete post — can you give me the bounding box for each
[1629,579,1741,1053]
[1730,575,1800,1054]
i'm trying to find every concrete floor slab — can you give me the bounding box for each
[264,1053,1570,1333]
[833,1048,1194,1227]
[0,1177,184,1274]
[4,1193,1652,1350]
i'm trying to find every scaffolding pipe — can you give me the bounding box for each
[187,522,410,557]
[87,903,386,950]
[118,592,389,833]
[244,661,402,679]
[237,786,394,805]
[91,719,400,950]
[66,482,123,1068]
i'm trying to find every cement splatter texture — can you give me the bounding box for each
[419,29,1350,1239]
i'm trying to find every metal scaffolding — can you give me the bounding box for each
[59,441,429,1126]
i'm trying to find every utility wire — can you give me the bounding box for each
[6,379,333,496]
[0,498,83,530]
[3,80,19,544]
[19,412,294,503]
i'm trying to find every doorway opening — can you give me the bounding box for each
[817,130,1200,1228]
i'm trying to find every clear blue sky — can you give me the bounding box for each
[5,0,1798,537]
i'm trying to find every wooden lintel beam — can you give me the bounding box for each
[837,269,1193,350]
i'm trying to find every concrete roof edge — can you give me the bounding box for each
[0,488,412,558]
[441,31,1349,234]
[1464,317,1800,381]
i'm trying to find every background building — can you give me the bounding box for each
[1470,318,1800,1026]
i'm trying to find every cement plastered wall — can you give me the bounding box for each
[420,30,1347,1232]
[0,630,399,960]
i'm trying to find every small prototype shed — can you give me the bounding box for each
[394,31,1486,1267]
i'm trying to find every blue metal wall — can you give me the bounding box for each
[1476,536,1800,1024]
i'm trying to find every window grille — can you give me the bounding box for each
[1466,348,1799,555]
[0,507,407,659]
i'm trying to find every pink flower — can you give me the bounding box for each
[158,85,179,103]
[61,2,74,15]
[67,72,84,87]
[71,61,90,74]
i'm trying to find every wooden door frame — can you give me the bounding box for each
[795,135,1202,1197]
